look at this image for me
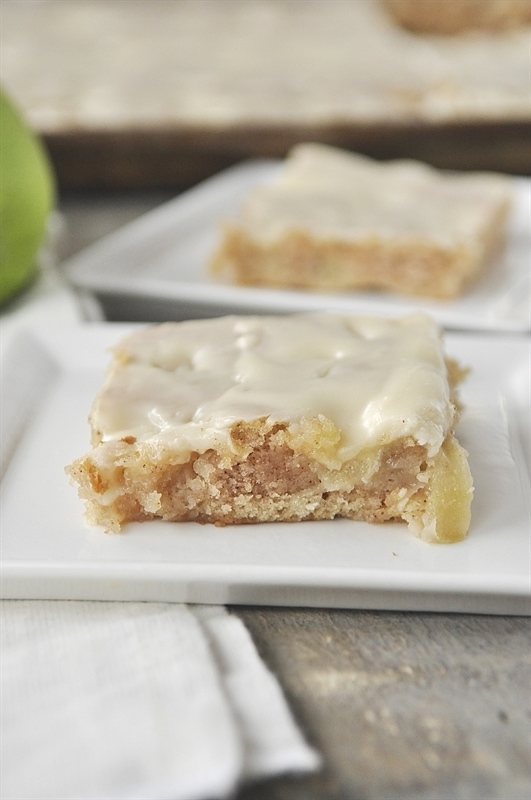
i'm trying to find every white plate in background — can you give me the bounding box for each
[64,161,531,332]
[1,323,529,614]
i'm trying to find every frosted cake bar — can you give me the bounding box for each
[67,312,473,543]
[210,143,511,300]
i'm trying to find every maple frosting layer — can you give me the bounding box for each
[238,143,511,247]
[90,313,456,465]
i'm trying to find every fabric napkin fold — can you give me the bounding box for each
[1,601,320,800]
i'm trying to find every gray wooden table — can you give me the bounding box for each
[57,192,531,800]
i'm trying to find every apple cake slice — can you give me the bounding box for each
[210,143,511,300]
[67,312,473,542]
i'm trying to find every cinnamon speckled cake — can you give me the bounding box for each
[66,312,473,542]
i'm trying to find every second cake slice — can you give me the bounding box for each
[210,143,511,300]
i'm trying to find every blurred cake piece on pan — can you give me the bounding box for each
[382,0,531,35]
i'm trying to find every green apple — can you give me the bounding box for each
[0,88,56,306]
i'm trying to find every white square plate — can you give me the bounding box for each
[1,323,529,614]
[64,161,531,332]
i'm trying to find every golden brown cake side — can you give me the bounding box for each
[66,313,473,543]
[209,144,512,301]
[382,0,531,35]
[210,223,507,300]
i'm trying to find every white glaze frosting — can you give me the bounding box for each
[239,143,511,247]
[91,312,455,465]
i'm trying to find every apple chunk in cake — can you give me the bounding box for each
[66,312,473,542]
[210,143,512,300]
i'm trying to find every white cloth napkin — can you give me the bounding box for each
[1,602,320,800]
[0,257,321,800]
